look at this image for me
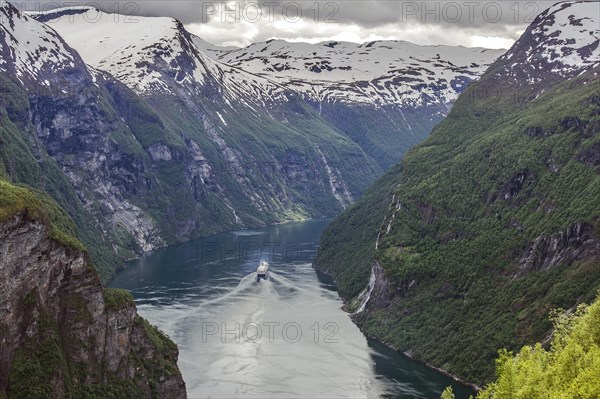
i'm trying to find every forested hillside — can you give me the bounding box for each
[315,1,600,384]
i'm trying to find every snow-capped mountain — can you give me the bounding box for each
[32,6,286,105]
[494,1,599,84]
[30,5,510,170]
[0,0,78,86]
[34,6,504,108]
[209,39,504,106]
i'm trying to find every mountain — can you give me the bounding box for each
[314,0,600,384]
[207,39,503,168]
[210,39,499,107]
[2,1,383,280]
[0,178,186,398]
[0,1,502,280]
[36,7,503,170]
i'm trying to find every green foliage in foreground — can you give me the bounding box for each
[442,295,600,399]
[478,296,600,399]
[441,387,456,399]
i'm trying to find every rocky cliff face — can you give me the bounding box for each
[0,211,186,398]
[519,222,599,273]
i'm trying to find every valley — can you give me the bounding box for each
[1,0,599,398]
[1,2,502,280]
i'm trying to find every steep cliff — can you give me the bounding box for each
[0,179,186,398]
[314,1,600,384]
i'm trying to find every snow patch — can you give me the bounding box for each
[216,111,227,126]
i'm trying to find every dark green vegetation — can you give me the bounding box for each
[315,63,600,384]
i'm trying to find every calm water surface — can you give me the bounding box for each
[110,219,475,399]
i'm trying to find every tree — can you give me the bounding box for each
[477,294,600,399]
[441,386,455,399]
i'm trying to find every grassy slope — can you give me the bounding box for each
[316,67,600,384]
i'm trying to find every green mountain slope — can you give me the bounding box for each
[368,68,599,384]
[314,2,600,383]
[316,162,403,299]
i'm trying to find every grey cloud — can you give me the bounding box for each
[15,0,568,47]
[18,0,557,25]
[324,1,558,28]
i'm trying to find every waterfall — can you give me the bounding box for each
[353,265,377,315]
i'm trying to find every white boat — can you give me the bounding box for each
[256,261,269,281]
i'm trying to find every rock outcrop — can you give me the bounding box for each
[519,222,599,273]
[0,210,186,398]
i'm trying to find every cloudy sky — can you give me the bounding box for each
[23,1,565,49]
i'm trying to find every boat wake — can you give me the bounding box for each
[135,262,383,398]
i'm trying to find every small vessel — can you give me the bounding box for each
[256,261,269,281]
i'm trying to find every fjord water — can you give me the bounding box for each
[110,219,474,399]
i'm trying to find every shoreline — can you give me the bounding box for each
[316,265,481,395]
[354,320,482,394]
